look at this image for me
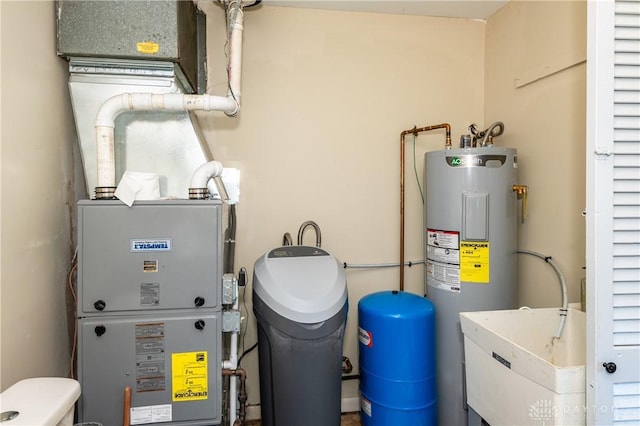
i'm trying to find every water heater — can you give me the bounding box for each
[424,146,519,426]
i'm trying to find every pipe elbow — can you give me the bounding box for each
[190,161,224,189]
[224,99,241,117]
[95,93,130,127]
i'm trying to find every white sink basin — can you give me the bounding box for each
[460,307,585,425]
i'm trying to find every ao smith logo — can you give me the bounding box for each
[131,238,172,252]
[174,389,208,399]
[446,155,507,167]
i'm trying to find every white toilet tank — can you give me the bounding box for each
[0,377,81,426]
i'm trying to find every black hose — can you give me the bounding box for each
[238,342,257,367]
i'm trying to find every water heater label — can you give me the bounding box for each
[426,229,461,292]
[460,241,490,283]
[358,327,373,347]
[426,261,461,292]
[426,229,459,250]
[172,351,209,402]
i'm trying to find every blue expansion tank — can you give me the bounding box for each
[358,290,437,426]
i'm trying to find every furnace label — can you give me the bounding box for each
[135,323,166,393]
[130,404,172,425]
[172,351,209,402]
[460,241,490,283]
[140,283,160,306]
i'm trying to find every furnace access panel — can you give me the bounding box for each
[77,199,222,315]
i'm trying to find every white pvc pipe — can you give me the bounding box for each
[190,161,225,189]
[222,281,240,425]
[95,94,238,189]
[227,6,244,106]
[228,332,238,425]
[94,0,244,190]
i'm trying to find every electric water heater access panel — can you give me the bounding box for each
[77,199,223,316]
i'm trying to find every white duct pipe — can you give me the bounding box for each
[227,4,243,108]
[95,94,238,190]
[94,1,244,193]
[190,161,225,189]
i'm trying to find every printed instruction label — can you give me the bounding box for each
[140,283,160,306]
[130,404,172,425]
[135,323,166,393]
[358,326,373,347]
[460,241,490,283]
[426,229,461,292]
[426,261,461,292]
[172,351,209,402]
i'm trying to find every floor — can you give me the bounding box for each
[246,412,361,425]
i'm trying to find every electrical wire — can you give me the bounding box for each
[238,342,257,368]
[240,280,249,357]
[413,133,425,203]
[67,248,78,379]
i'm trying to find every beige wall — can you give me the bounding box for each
[0,0,76,390]
[199,4,486,403]
[485,0,587,308]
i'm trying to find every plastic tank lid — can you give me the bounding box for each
[253,246,347,323]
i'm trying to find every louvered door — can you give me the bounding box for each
[587,0,640,424]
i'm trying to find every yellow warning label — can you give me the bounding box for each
[460,241,489,283]
[172,351,208,402]
[137,41,160,54]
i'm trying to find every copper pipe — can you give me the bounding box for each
[222,368,248,426]
[399,123,451,291]
[123,386,131,426]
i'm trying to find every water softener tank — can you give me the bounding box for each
[424,146,518,426]
[253,246,348,426]
[358,290,437,425]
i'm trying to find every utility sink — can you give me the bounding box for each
[460,307,586,425]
